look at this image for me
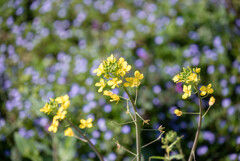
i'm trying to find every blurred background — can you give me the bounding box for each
[0,0,240,160]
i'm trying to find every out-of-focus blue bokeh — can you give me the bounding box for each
[0,0,240,160]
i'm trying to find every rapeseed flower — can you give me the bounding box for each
[182,85,192,99]
[95,78,106,92]
[79,118,93,129]
[64,127,74,137]
[200,84,214,96]
[174,109,182,116]
[209,96,215,106]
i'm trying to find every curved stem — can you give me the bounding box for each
[188,84,203,161]
[66,119,104,161]
[123,86,142,161]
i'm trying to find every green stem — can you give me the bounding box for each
[188,84,203,161]
[123,86,142,161]
[202,106,211,118]
[66,119,104,161]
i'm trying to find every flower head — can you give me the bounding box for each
[79,118,93,129]
[110,94,120,104]
[209,96,215,106]
[64,127,74,137]
[172,67,200,84]
[174,109,182,116]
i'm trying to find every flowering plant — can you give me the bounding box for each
[40,55,215,161]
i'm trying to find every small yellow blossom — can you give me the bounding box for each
[48,118,59,133]
[107,54,116,63]
[103,90,113,96]
[55,95,70,109]
[188,73,198,82]
[134,70,144,81]
[55,95,69,104]
[209,96,215,106]
[124,77,136,87]
[124,71,144,87]
[95,78,106,92]
[174,109,182,116]
[200,84,214,96]
[195,67,201,73]
[93,63,105,76]
[172,74,180,83]
[108,78,122,89]
[64,127,74,137]
[79,118,93,129]
[110,94,120,104]
[182,85,192,99]
[55,107,67,120]
[40,103,52,114]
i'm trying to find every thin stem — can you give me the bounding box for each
[123,85,141,161]
[202,106,211,118]
[188,84,203,161]
[51,134,58,161]
[135,88,138,105]
[73,135,87,142]
[111,120,135,125]
[182,112,200,115]
[66,119,104,161]
[141,129,159,131]
[141,132,164,149]
[126,100,135,122]
[116,142,137,156]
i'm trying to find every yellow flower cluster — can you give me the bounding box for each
[40,95,70,133]
[172,67,215,106]
[172,67,200,84]
[79,118,93,129]
[94,54,143,104]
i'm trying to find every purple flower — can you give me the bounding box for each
[104,131,113,140]
[121,125,131,134]
[197,145,208,156]
[153,85,162,94]
[203,131,215,144]
[222,98,231,108]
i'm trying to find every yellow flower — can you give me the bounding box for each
[107,54,116,63]
[117,57,131,76]
[107,78,122,89]
[103,90,113,96]
[55,95,69,104]
[182,85,192,99]
[55,95,70,109]
[172,74,180,83]
[95,78,106,92]
[200,84,214,96]
[134,70,144,81]
[188,73,198,82]
[79,118,93,129]
[40,103,52,114]
[174,109,182,116]
[110,94,120,104]
[93,63,105,76]
[55,107,67,120]
[124,77,135,87]
[124,71,144,87]
[209,96,215,106]
[195,67,201,73]
[48,118,59,133]
[64,127,74,137]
